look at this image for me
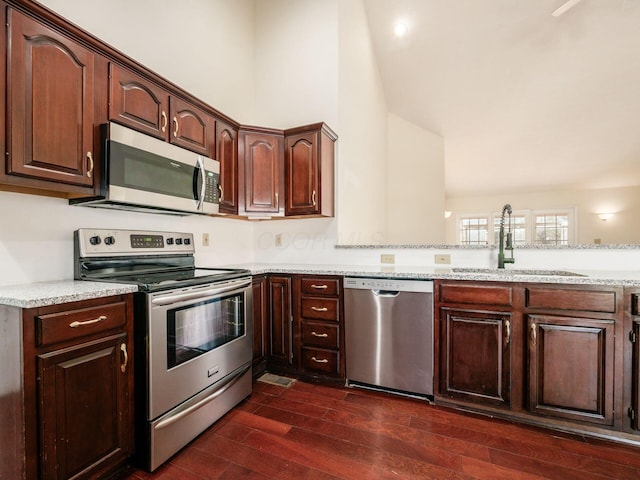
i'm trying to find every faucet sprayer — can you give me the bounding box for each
[498,204,515,269]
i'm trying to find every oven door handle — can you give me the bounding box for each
[151,278,251,306]
[154,364,251,430]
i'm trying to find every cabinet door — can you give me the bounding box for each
[285,131,319,216]
[252,275,268,374]
[633,320,640,431]
[7,9,95,186]
[268,276,293,367]
[240,131,284,215]
[38,333,131,479]
[217,119,238,214]
[527,314,615,426]
[439,308,512,407]
[169,97,215,157]
[109,63,169,140]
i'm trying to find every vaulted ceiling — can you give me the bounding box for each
[363,0,640,197]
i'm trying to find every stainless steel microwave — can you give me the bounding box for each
[70,122,220,215]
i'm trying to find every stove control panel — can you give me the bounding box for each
[76,229,196,257]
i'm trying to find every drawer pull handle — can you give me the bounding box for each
[120,343,128,373]
[311,331,328,338]
[173,116,179,137]
[311,307,328,312]
[311,356,328,364]
[69,315,107,328]
[312,190,317,206]
[161,111,168,132]
[311,284,328,290]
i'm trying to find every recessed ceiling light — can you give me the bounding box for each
[393,21,409,38]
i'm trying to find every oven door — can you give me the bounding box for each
[146,277,252,420]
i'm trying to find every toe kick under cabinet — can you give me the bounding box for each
[434,280,638,443]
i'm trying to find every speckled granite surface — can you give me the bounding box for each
[335,244,640,249]
[226,263,640,287]
[0,281,138,308]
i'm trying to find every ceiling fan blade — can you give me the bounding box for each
[551,0,584,17]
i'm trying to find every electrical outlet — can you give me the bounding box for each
[434,254,451,265]
[275,234,282,247]
[380,254,395,264]
[202,233,210,247]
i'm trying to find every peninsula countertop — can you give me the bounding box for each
[226,263,640,287]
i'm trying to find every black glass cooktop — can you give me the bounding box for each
[98,268,250,292]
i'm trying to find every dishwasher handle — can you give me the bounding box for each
[373,290,400,297]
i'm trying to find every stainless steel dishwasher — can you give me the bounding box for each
[344,277,433,399]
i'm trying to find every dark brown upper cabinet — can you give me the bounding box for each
[284,123,336,217]
[238,126,285,216]
[6,8,101,192]
[216,119,239,214]
[109,63,215,157]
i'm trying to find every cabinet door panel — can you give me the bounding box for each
[252,276,268,371]
[217,120,238,214]
[170,97,215,157]
[268,276,292,367]
[528,314,615,425]
[633,320,640,431]
[8,9,94,186]
[440,308,511,407]
[38,333,129,479]
[109,63,169,139]
[285,132,319,215]
[242,132,284,214]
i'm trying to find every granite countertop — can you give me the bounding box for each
[227,263,640,287]
[0,281,138,308]
[3,264,640,308]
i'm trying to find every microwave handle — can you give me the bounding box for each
[194,156,206,211]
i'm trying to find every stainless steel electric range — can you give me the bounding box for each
[74,228,253,471]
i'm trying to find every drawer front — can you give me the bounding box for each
[301,347,340,375]
[526,287,617,313]
[439,283,513,307]
[36,301,127,347]
[302,321,339,349]
[301,277,340,296]
[301,297,339,321]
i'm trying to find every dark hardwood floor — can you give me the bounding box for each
[124,379,640,480]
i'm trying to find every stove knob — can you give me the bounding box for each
[166,238,174,245]
[183,238,191,245]
[89,235,101,246]
[104,236,116,246]
[175,238,183,245]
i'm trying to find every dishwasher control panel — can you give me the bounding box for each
[344,277,433,293]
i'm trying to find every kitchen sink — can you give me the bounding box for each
[452,268,587,277]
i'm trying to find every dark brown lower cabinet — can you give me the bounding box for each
[439,308,511,408]
[633,319,640,431]
[252,275,268,375]
[527,314,615,426]
[267,275,294,369]
[23,295,134,480]
[38,333,130,479]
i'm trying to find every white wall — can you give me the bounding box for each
[386,113,445,244]
[37,0,256,121]
[445,185,640,245]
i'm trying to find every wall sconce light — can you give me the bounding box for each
[598,213,614,221]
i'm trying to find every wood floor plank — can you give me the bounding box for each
[122,380,640,480]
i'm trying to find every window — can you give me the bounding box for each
[535,213,569,245]
[459,216,489,245]
[456,208,575,246]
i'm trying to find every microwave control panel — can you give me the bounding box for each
[204,171,219,204]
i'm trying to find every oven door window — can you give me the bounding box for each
[167,293,245,368]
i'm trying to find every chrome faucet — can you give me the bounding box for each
[498,204,515,269]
